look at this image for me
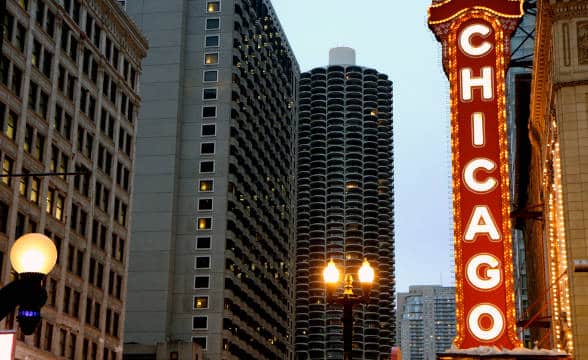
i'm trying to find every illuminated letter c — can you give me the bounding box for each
[459,23,493,57]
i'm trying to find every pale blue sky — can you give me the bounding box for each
[271,0,454,292]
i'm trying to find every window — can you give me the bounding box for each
[198,198,213,211]
[192,337,207,350]
[201,124,216,136]
[194,275,209,289]
[204,52,218,65]
[199,179,213,192]
[199,161,214,173]
[194,296,209,309]
[197,218,212,230]
[192,316,208,330]
[205,35,219,47]
[202,88,217,100]
[195,256,210,269]
[205,18,220,30]
[200,142,215,155]
[207,1,220,12]
[202,106,216,118]
[203,70,218,82]
[196,237,211,250]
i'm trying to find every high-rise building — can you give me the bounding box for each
[515,0,588,356]
[396,286,456,360]
[122,1,299,359]
[295,48,394,360]
[0,0,147,359]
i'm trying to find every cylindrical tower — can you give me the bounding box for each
[296,49,395,360]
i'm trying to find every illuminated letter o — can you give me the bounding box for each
[466,254,501,290]
[463,158,497,193]
[468,304,504,341]
[459,23,492,57]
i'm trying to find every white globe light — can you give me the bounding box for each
[323,259,340,285]
[10,233,58,275]
[358,259,375,284]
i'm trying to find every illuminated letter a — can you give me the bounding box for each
[464,206,501,241]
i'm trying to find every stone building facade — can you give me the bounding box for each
[517,0,588,356]
[0,0,147,359]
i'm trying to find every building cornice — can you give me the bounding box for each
[84,0,148,64]
[550,0,588,20]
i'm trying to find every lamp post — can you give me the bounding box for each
[0,233,57,335]
[323,258,375,360]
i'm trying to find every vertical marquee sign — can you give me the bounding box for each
[428,0,523,349]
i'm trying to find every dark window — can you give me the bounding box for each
[194,276,209,288]
[193,336,207,350]
[202,106,216,118]
[199,161,214,173]
[203,88,217,100]
[205,18,220,30]
[203,70,218,82]
[195,256,210,269]
[201,142,215,154]
[205,35,219,47]
[202,124,216,136]
[196,237,211,249]
[198,199,213,210]
[192,316,207,329]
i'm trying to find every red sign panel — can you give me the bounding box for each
[428,1,523,349]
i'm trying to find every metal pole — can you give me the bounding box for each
[343,298,353,360]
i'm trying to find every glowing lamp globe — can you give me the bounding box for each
[10,233,58,275]
[358,259,374,284]
[323,259,340,285]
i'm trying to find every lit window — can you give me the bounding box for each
[197,217,212,230]
[199,161,214,173]
[196,237,211,249]
[203,70,218,82]
[5,111,16,140]
[346,182,359,190]
[192,337,207,350]
[199,180,213,192]
[205,18,220,30]
[192,316,208,330]
[204,52,218,65]
[2,158,13,184]
[198,198,213,210]
[194,276,209,289]
[202,106,216,118]
[200,142,215,154]
[194,296,209,309]
[206,1,220,13]
[201,124,216,137]
[202,88,217,100]
[205,35,219,47]
[55,195,64,221]
[30,177,40,204]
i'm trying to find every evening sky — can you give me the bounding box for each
[270,0,454,292]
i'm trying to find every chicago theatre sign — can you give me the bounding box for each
[428,0,523,349]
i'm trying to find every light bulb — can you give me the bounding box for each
[10,233,57,275]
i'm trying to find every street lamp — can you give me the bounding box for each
[0,233,57,334]
[323,258,375,360]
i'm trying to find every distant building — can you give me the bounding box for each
[294,47,395,360]
[122,0,299,359]
[396,286,455,360]
[0,0,147,359]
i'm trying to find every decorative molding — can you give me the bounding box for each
[578,22,588,64]
[554,78,588,90]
